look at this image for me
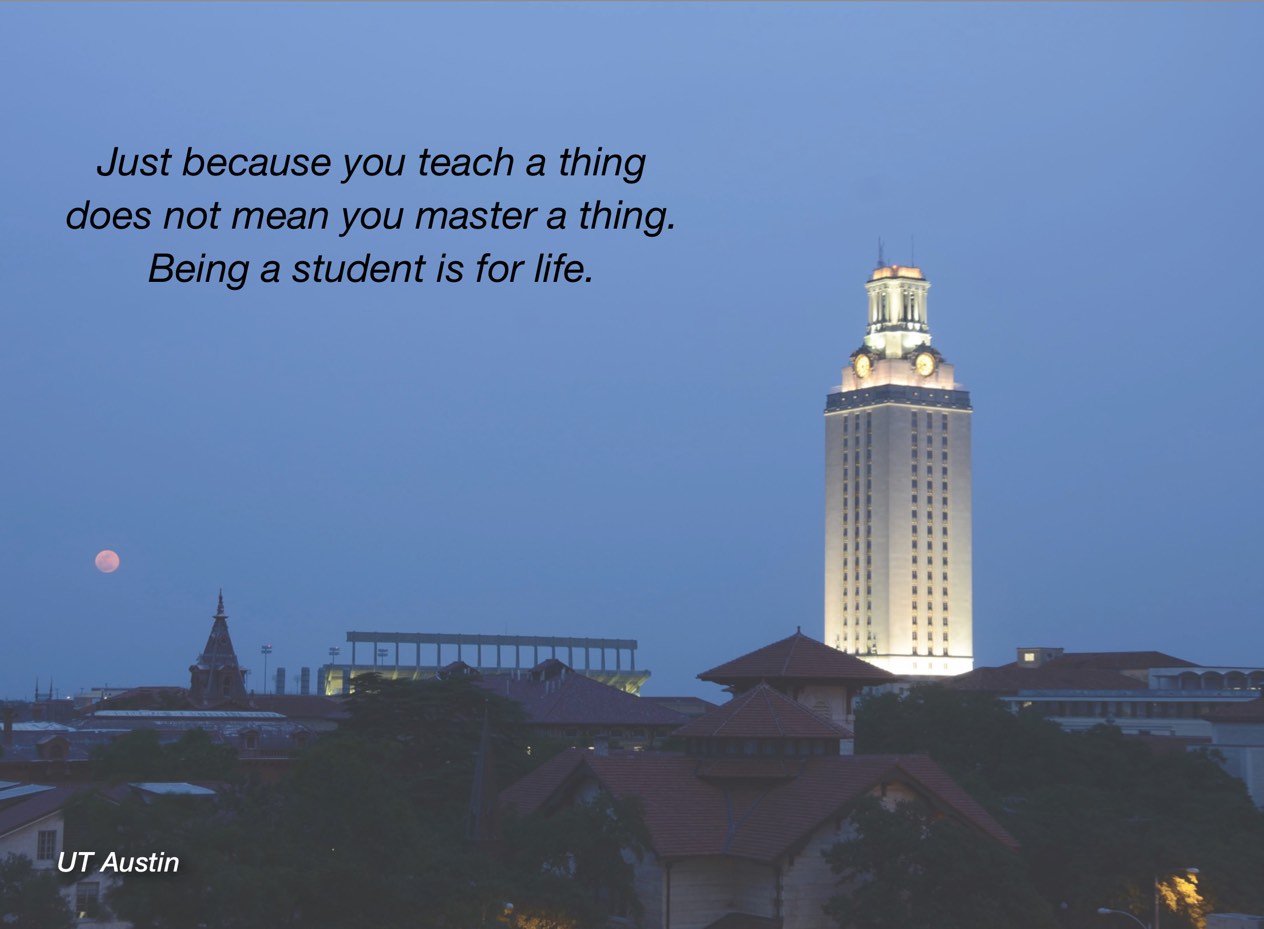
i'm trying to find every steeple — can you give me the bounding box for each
[189,591,248,706]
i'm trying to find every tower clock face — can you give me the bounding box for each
[914,352,936,377]
[854,354,871,379]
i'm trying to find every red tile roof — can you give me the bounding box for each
[0,785,80,839]
[474,669,688,728]
[674,684,853,740]
[502,748,1017,863]
[699,631,896,685]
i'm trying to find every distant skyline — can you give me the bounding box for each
[3,3,1262,700]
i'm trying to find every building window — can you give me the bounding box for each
[37,830,57,860]
[75,882,100,918]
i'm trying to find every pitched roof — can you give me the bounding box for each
[675,684,853,740]
[699,631,896,685]
[0,785,80,839]
[641,696,719,718]
[947,665,1150,693]
[474,668,688,728]
[502,748,1017,862]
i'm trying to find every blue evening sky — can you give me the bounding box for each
[2,3,1261,700]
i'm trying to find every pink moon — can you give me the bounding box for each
[95,549,120,573]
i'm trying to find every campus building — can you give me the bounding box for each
[824,262,973,675]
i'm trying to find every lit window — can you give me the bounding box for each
[37,830,56,860]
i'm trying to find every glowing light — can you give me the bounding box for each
[1158,873,1206,929]
[94,550,120,573]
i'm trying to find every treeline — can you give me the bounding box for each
[46,675,639,929]
[836,685,1264,929]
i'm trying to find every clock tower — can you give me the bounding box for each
[824,263,973,676]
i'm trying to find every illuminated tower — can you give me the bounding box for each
[824,263,973,676]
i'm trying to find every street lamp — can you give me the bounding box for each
[260,644,272,694]
[1097,907,1148,929]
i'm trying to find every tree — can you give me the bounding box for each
[823,797,1058,929]
[90,727,237,782]
[0,854,75,929]
[854,685,1264,927]
[504,793,651,927]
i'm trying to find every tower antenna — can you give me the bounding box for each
[876,237,885,269]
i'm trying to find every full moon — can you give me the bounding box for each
[95,549,120,574]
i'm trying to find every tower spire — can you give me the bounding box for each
[216,589,226,618]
